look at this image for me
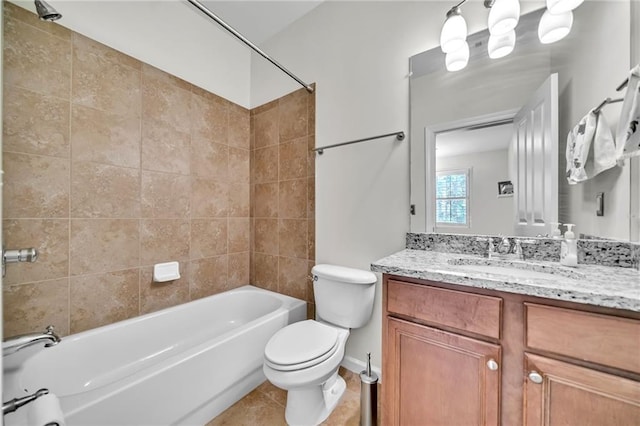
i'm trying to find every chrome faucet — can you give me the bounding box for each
[3,325,61,357]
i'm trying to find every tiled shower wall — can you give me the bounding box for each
[250,88,316,317]
[2,3,315,337]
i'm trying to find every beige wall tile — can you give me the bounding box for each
[308,135,316,177]
[141,73,191,134]
[307,177,316,220]
[308,220,316,261]
[72,46,141,117]
[70,219,139,275]
[70,269,139,333]
[228,103,250,150]
[4,2,71,40]
[3,152,69,219]
[254,183,278,218]
[142,63,191,91]
[3,279,70,337]
[254,219,278,255]
[228,218,250,253]
[2,14,257,338]
[190,138,229,180]
[278,256,308,300]
[229,147,250,184]
[191,92,228,144]
[140,219,190,265]
[279,179,307,219]
[228,252,250,288]
[3,85,70,158]
[71,104,141,168]
[189,255,229,299]
[141,117,190,175]
[279,219,308,259]
[279,137,308,181]
[254,107,279,149]
[191,219,228,259]
[3,16,71,99]
[254,146,278,183]
[229,182,250,217]
[71,162,140,218]
[139,262,190,315]
[142,171,191,218]
[253,253,278,292]
[191,178,228,218]
[3,219,69,285]
[74,33,141,70]
[278,89,308,143]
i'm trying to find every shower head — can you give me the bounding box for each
[34,0,61,21]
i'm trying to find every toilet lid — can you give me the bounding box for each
[265,320,339,368]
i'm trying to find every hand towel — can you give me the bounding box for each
[615,64,640,162]
[566,109,617,184]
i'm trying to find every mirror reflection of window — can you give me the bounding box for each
[436,170,469,226]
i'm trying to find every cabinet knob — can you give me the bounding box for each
[486,359,499,371]
[528,371,543,384]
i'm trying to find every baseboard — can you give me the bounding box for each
[341,355,382,383]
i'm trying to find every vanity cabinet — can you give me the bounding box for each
[383,279,503,425]
[382,275,640,426]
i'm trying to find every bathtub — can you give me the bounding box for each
[3,285,306,426]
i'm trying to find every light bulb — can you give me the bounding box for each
[488,30,516,59]
[538,9,573,44]
[546,0,584,15]
[445,41,470,72]
[440,8,467,53]
[488,0,520,35]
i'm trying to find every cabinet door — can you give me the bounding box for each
[383,317,501,426]
[524,353,640,426]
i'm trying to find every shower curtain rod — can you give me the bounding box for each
[186,0,314,93]
[313,131,405,155]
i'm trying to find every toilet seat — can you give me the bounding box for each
[264,320,339,371]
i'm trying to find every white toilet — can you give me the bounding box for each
[263,264,377,426]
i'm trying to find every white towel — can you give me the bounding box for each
[566,109,617,184]
[615,64,640,162]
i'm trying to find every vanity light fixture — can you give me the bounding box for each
[538,9,573,44]
[488,30,516,59]
[488,0,520,35]
[445,41,470,72]
[440,5,468,53]
[546,0,584,15]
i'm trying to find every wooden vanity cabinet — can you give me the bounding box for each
[383,279,503,425]
[382,275,640,426]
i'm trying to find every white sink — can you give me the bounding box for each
[447,258,585,280]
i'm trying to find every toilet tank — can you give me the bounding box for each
[312,264,377,329]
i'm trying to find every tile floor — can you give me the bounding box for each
[206,367,380,426]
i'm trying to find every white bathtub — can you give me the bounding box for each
[3,285,306,426]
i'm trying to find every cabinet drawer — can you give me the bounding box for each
[387,280,502,339]
[526,303,640,374]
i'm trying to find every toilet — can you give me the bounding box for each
[263,264,377,426]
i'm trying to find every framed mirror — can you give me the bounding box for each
[410,1,636,241]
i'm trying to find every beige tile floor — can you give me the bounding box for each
[206,367,380,426]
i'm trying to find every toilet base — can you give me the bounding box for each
[284,372,346,426]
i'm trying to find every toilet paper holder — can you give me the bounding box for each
[3,388,49,415]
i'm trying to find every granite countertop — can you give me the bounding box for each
[371,249,640,312]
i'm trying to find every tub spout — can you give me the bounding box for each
[2,388,49,415]
[3,325,61,357]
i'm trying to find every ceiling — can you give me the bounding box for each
[436,123,513,158]
[201,1,324,44]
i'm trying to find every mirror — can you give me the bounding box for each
[410,1,635,241]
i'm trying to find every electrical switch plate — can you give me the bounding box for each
[596,192,604,216]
